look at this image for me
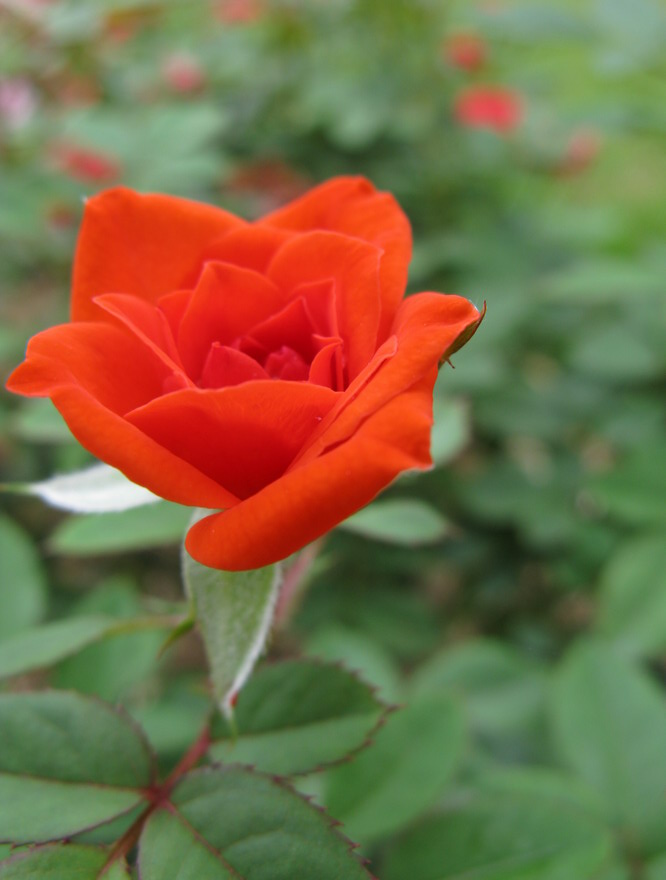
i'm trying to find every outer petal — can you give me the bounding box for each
[261,176,412,338]
[261,177,376,229]
[5,322,171,415]
[185,373,435,571]
[7,358,238,510]
[201,225,291,274]
[267,231,382,381]
[292,292,483,469]
[125,381,339,500]
[71,188,244,321]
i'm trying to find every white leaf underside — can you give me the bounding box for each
[25,463,161,513]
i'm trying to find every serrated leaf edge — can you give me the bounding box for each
[167,765,377,880]
[208,656,396,776]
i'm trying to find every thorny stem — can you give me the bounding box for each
[100,722,211,875]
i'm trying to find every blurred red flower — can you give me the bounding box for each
[454,86,523,134]
[443,32,487,72]
[51,143,121,184]
[226,159,311,214]
[213,0,264,24]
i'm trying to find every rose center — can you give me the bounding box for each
[198,338,310,389]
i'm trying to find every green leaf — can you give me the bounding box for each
[0,617,114,680]
[542,257,664,304]
[7,463,160,513]
[645,854,666,880]
[209,659,388,775]
[0,844,130,878]
[0,515,47,639]
[588,446,666,527]
[53,578,164,700]
[430,396,470,465]
[49,502,191,555]
[0,690,154,844]
[0,609,173,681]
[325,693,465,841]
[138,766,370,880]
[551,641,666,854]
[130,680,211,760]
[412,639,546,739]
[339,499,450,546]
[9,398,74,444]
[593,863,632,880]
[595,533,666,657]
[306,625,402,702]
[183,532,281,717]
[382,769,612,880]
[567,322,663,382]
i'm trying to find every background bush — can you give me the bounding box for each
[1,1,664,877]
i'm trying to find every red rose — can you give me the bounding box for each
[6,177,482,570]
[454,86,523,134]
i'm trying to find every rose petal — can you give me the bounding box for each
[72,188,244,321]
[202,224,291,274]
[177,261,285,380]
[94,293,188,378]
[292,292,482,470]
[264,346,309,381]
[126,381,339,500]
[292,280,337,337]
[158,289,193,338]
[333,191,412,339]
[6,322,171,415]
[200,344,269,388]
[184,374,435,570]
[261,177,375,229]
[261,176,412,339]
[7,358,237,510]
[268,230,382,381]
[243,296,317,363]
[309,336,344,390]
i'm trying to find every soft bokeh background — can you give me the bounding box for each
[1,1,665,877]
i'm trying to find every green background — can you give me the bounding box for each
[0,1,664,877]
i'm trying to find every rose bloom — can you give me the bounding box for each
[443,32,487,72]
[454,86,523,134]
[7,177,483,570]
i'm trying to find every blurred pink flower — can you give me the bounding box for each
[454,86,523,134]
[0,78,37,130]
[162,53,206,94]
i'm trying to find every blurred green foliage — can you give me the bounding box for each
[0,0,664,877]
